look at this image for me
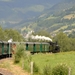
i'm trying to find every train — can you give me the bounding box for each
[0,41,60,59]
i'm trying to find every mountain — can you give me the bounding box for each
[0,0,62,28]
[23,0,75,37]
[0,0,75,37]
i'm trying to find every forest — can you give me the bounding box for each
[0,26,24,42]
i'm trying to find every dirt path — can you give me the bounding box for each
[0,69,13,75]
[0,58,30,75]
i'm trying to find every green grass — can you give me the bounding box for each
[31,51,75,75]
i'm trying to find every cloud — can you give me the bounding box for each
[0,0,12,2]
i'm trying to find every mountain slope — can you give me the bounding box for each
[0,0,61,28]
[22,0,75,36]
[0,0,75,37]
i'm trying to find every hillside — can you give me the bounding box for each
[0,0,58,29]
[0,0,75,37]
[21,0,75,37]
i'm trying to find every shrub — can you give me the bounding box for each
[13,44,32,72]
[52,63,69,75]
[14,44,25,63]
[42,64,52,75]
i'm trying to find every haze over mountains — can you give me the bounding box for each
[0,0,75,37]
[0,0,62,28]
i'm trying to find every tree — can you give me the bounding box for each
[54,32,71,52]
[69,38,75,51]
[35,30,51,38]
[0,26,24,42]
[0,26,5,40]
[4,29,24,42]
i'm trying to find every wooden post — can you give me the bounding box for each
[68,68,71,75]
[31,62,33,75]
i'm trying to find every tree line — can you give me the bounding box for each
[54,32,75,52]
[0,26,75,52]
[28,30,75,52]
[0,26,24,42]
[35,30,75,52]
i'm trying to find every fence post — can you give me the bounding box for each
[31,62,33,75]
[68,68,71,75]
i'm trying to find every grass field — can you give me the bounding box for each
[31,51,75,75]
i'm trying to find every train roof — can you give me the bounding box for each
[0,41,49,45]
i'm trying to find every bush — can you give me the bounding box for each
[13,44,32,72]
[52,63,69,75]
[14,44,25,63]
[42,64,52,75]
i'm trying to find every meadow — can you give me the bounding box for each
[31,52,75,75]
